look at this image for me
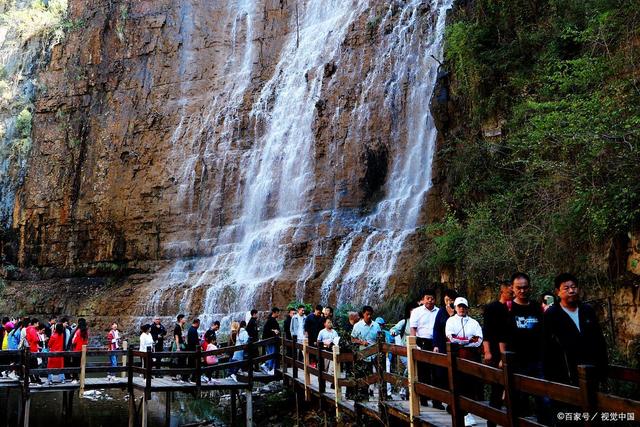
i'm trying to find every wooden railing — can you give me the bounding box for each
[280,333,640,426]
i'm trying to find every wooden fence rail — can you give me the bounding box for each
[279,333,640,427]
[1,337,281,427]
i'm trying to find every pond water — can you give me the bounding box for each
[4,387,228,427]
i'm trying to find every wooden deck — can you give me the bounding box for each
[28,377,128,393]
[130,375,250,391]
[283,366,488,427]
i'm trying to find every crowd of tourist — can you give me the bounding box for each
[0,272,609,426]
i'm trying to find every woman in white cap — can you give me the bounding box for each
[445,297,483,426]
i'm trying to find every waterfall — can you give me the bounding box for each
[321,0,454,306]
[143,0,453,322]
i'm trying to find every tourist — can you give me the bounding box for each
[1,320,12,351]
[204,320,220,347]
[305,304,324,367]
[246,310,259,342]
[70,318,89,384]
[410,288,439,406]
[433,289,459,354]
[543,273,608,385]
[150,316,166,372]
[47,323,66,385]
[204,335,218,383]
[507,272,547,422]
[8,321,22,350]
[317,318,339,348]
[106,322,121,380]
[44,317,56,339]
[346,311,360,334]
[290,305,306,343]
[261,307,281,374]
[172,314,186,381]
[432,288,458,408]
[1,317,9,352]
[445,297,483,427]
[139,324,154,363]
[246,309,259,368]
[229,321,249,380]
[390,301,419,398]
[305,305,324,345]
[186,318,201,382]
[351,305,381,398]
[1,320,14,378]
[483,281,512,427]
[283,308,295,341]
[322,306,334,322]
[376,316,394,396]
[25,318,42,384]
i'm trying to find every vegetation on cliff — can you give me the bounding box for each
[426,0,640,290]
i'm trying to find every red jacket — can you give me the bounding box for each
[107,329,120,350]
[26,325,39,353]
[72,329,89,351]
[47,332,64,369]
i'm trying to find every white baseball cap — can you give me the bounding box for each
[454,297,469,307]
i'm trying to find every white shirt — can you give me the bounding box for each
[445,315,483,347]
[290,314,306,342]
[561,306,580,332]
[317,328,338,345]
[139,332,154,352]
[409,305,439,338]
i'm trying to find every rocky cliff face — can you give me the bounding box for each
[1,0,454,323]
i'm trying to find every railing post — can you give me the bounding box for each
[121,340,128,378]
[145,346,153,399]
[281,336,287,382]
[292,335,298,381]
[501,351,517,427]
[377,331,387,411]
[195,346,202,395]
[406,336,419,427]
[246,342,254,427]
[303,337,310,401]
[332,345,342,421]
[317,342,325,395]
[446,342,464,427]
[21,348,31,427]
[127,346,134,427]
[578,365,597,427]
[79,344,87,394]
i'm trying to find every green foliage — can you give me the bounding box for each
[15,108,32,138]
[0,0,68,41]
[429,0,640,285]
[285,300,312,314]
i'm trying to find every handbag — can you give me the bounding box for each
[205,344,218,365]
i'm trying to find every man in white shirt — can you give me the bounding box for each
[410,288,440,407]
[290,305,307,360]
[445,297,483,426]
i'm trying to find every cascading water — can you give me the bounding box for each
[321,0,454,306]
[142,0,453,322]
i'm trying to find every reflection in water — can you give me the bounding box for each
[5,388,226,427]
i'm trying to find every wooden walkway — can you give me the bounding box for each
[278,335,640,427]
[0,338,281,427]
[283,366,482,427]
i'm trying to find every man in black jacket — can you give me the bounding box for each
[261,308,281,374]
[543,273,608,385]
[186,318,200,382]
[150,317,167,372]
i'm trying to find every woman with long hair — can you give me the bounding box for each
[47,323,66,384]
[70,318,89,383]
